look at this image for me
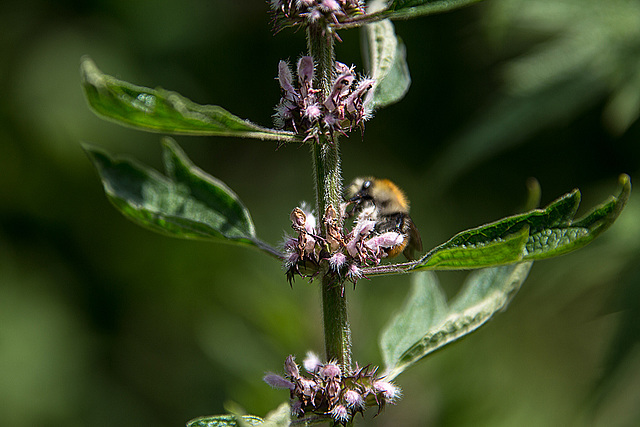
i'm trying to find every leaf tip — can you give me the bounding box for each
[614,173,632,214]
[79,56,102,86]
[524,177,541,210]
[618,173,632,193]
[80,141,100,161]
[160,135,178,152]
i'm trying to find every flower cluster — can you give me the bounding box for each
[283,203,405,286]
[264,353,401,424]
[274,56,375,143]
[270,0,365,35]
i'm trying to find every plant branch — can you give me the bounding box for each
[307,24,353,371]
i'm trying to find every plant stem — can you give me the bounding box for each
[307,25,352,371]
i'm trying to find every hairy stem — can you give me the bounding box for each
[307,25,352,371]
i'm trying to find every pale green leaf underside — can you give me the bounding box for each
[381,263,532,379]
[364,174,631,274]
[84,138,278,255]
[362,18,411,109]
[81,57,298,142]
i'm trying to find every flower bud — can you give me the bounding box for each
[278,60,297,96]
[297,56,315,86]
[285,354,300,378]
[263,373,295,390]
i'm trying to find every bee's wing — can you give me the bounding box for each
[403,217,423,261]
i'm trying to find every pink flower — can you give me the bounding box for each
[329,404,350,423]
[364,232,404,254]
[373,379,401,403]
[328,252,347,271]
[346,78,375,114]
[320,362,341,380]
[346,263,362,281]
[320,0,340,12]
[304,103,322,120]
[303,351,322,373]
[343,389,364,409]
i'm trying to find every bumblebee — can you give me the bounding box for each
[345,177,423,260]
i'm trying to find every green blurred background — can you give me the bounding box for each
[1,0,639,426]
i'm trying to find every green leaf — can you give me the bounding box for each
[187,415,264,427]
[335,0,485,28]
[363,175,631,274]
[428,0,640,189]
[381,263,532,379]
[385,0,485,20]
[361,18,411,109]
[380,272,448,373]
[187,403,291,427]
[81,57,299,143]
[259,403,291,427]
[84,137,281,257]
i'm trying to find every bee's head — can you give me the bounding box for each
[345,177,409,214]
[346,177,373,201]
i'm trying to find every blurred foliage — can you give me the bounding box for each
[427,0,640,192]
[0,1,638,427]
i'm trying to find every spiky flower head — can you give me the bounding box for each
[274,57,375,143]
[284,200,411,287]
[265,353,401,424]
[270,0,365,35]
